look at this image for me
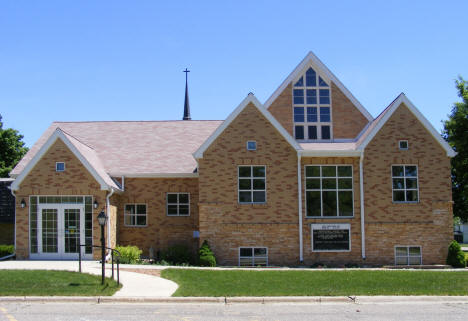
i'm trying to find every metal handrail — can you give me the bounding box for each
[78,244,121,284]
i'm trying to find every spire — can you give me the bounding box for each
[183,68,191,120]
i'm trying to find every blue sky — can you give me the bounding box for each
[1,1,467,147]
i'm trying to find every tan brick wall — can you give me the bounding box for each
[109,204,117,249]
[198,102,300,266]
[268,82,369,140]
[115,177,199,257]
[301,157,363,265]
[363,103,453,265]
[14,139,108,259]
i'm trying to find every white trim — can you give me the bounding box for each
[358,94,456,157]
[108,172,199,178]
[123,203,148,227]
[238,247,268,267]
[11,128,113,191]
[166,192,190,217]
[297,153,303,262]
[193,95,301,159]
[55,162,66,172]
[311,223,351,252]
[359,152,366,259]
[264,51,373,121]
[394,245,422,265]
[238,165,267,204]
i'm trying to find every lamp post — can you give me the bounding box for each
[97,211,107,285]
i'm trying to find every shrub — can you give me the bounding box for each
[0,245,14,257]
[115,245,142,264]
[446,241,466,268]
[161,244,191,265]
[198,240,216,267]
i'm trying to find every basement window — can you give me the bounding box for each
[395,246,421,265]
[55,162,65,172]
[239,247,268,266]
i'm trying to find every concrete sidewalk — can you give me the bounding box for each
[0,260,178,297]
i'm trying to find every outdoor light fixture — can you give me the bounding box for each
[20,199,26,208]
[97,211,107,226]
[97,211,107,285]
[93,200,98,209]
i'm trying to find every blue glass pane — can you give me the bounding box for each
[319,89,330,104]
[319,76,328,87]
[307,107,317,122]
[293,89,304,104]
[294,107,305,122]
[294,76,304,87]
[308,126,317,139]
[321,126,331,139]
[295,126,304,139]
[320,107,330,122]
[306,68,316,86]
[306,89,317,104]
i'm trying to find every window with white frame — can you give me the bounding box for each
[246,141,257,151]
[395,246,422,265]
[167,193,190,216]
[124,204,147,226]
[56,162,65,172]
[238,166,266,203]
[239,247,268,266]
[399,140,409,150]
[305,165,353,217]
[293,67,332,140]
[392,165,418,202]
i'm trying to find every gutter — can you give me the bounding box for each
[297,153,303,262]
[359,151,366,260]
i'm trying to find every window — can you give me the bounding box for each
[293,67,332,140]
[239,247,268,266]
[395,246,421,265]
[392,165,418,202]
[166,193,190,216]
[238,166,266,204]
[399,140,409,150]
[305,165,353,217]
[56,162,65,172]
[246,141,257,151]
[124,204,147,226]
[312,224,351,252]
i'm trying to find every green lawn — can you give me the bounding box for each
[0,270,121,296]
[161,269,468,297]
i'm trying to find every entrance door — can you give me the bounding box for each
[37,204,85,259]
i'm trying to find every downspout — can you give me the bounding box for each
[106,188,114,260]
[359,151,366,260]
[10,187,17,254]
[297,152,303,262]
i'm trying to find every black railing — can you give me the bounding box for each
[78,245,121,285]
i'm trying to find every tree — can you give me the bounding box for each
[443,77,468,221]
[0,115,29,177]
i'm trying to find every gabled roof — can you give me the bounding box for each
[11,128,120,191]
[356,93,456,157]
[264,51,373,121]
[193,94,302,159]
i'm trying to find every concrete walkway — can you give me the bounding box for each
[0,260,178,297]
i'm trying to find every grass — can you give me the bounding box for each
[0,270,121,296]
[161,269,468,297]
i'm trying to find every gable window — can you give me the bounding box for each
[293,67,332,141]
[239,247,268,266]
[167,193,190,216]
[124,204,147,226]
[238,166,266,204]
[305,165,353,217]
[55,162,65,172]
[395,246,421,265]
[246,141,257,151]
[392,165,418,202]
[399,140,409,150]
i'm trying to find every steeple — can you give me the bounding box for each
[183,68,191,120]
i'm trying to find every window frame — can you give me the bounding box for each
[238,165,267,204]
[238,247,268,266]
[391,165,419,203]
[311,223,351,252]
[55,162,66,172]
[166,193,190,217]
[398,140,409,150]
[124,203,148,227]
[304,165,354,218]
[246,141,257,151]
[394,245,422,265]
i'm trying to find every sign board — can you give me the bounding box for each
[311,224,350,252]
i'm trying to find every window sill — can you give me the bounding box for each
[392,202,420,205]
[123,225,148,228]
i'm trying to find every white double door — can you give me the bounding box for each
[36,204,86,259]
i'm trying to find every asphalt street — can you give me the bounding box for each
[1,302,468,321]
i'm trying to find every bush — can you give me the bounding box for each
[198,240,216,267]
[0,245,14,257]
[161,244,191,265]
[446,241,466,268]
[115,245,142,264]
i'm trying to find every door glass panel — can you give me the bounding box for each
[42,209,58,253]
[64,209,80,253]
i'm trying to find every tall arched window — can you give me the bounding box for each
[293,67,332,140]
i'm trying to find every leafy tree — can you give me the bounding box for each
[443,77,468,221]
[0,115,29,177]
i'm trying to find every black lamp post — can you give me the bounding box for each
[97,211,107,285]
